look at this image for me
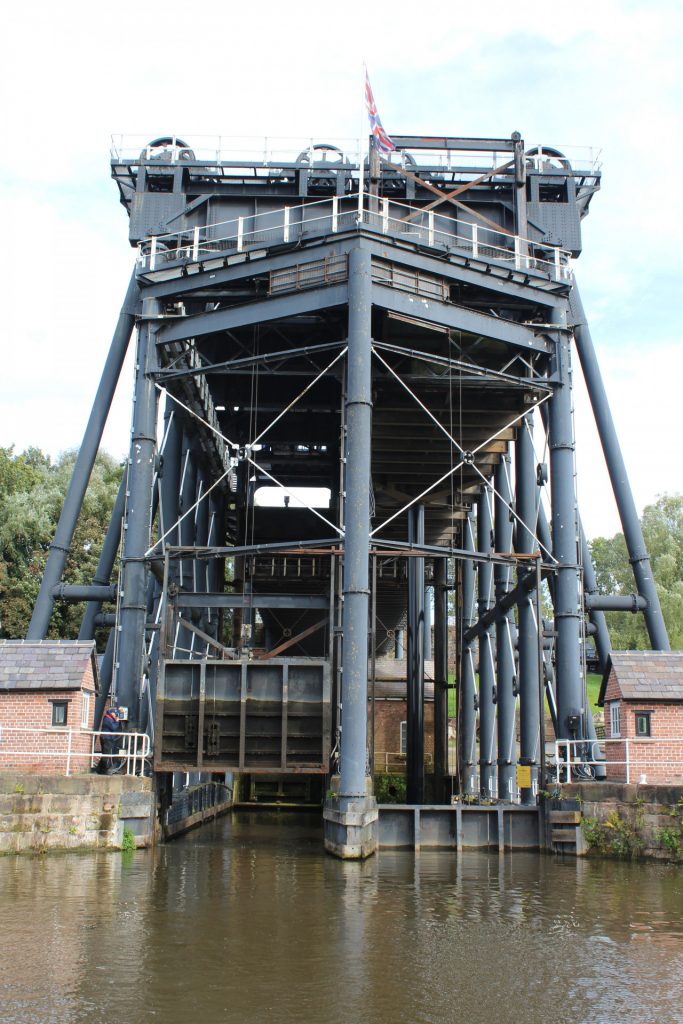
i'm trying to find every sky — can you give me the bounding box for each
[1,0,681,539]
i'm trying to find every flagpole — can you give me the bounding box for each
[358,62,366,220]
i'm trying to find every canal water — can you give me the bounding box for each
[1,812,682,1024]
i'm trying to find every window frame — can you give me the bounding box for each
[634,711,652,738]
[399,720,407,755]
[50,700,69,728]
[81,690,91,730]
[609,701,621,738]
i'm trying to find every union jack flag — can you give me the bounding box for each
[364,69,395,158]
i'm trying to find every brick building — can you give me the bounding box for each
[370,658,436,774]
[0,641,99,774]
[599,651,683,783]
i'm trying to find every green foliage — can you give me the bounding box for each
[121,826,136,852]
[581,808,645,858]
[655,797,683,861]
[0,446,122,645]
[589,494,683,650]
[374,774,406,804]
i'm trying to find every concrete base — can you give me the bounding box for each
[323,776,378,859]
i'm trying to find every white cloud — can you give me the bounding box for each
[1,0,681,538]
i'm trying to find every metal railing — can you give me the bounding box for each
[554,737,683,785]
[0,725,150,776]
[137,192,572,283]
[374,750,435,774]
[111,134,602,175]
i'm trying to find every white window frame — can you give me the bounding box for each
[81,690,91,729]
[400,720,407,755]
[609,701,621,737]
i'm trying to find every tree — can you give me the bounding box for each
[589,493,683,650]
[0,447,122,644]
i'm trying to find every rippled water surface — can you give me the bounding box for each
[1,811,683,1024]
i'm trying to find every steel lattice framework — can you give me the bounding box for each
[27,132,669,857]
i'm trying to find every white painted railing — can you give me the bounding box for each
[138,192,572,283]
[0,725,150,776]
[554,737,683,785]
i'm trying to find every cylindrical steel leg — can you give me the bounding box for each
[494,456,516,801]
[571,284,669,650]
[338,246,373,799]
[407,504,425,804]
[515,414,540,804]
[477,486,496,799]
[548,306,584,741]
[459,510,478,797]
[433,558,449,803]
[28,271,140,639]
[115,296,160,728]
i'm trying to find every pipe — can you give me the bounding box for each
[515,413,540,804]
[51,584,118,603]
[459,510,478,797]
[494,456,516,802]
[433,558,449,803]
[407,504,425,804]
[584,594,647,612]
[579,520,611,674]
[477,486,496,800]
[27,271,140,639]
[571,283,669,650]
[424,585,433,662]
[338,246,373,799]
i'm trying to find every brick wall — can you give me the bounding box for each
[0,680,97,774]
[371,699,435,773]
[603,666,683,783]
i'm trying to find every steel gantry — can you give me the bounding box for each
[27,132,669,857]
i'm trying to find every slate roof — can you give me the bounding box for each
[0,641,99,694]
[598,651,683,706]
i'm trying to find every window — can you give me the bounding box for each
[81,691,91,729]
[609,702,620,737]
[400,721,407,755]
[50,701,68,727]
[635,712,652,738]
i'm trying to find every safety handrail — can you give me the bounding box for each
[0,724,150,776]
[554,737,683,785]
[137,191,572,283]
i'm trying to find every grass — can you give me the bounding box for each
[586,672,602,716]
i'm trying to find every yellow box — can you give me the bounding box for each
[516,764,531,789]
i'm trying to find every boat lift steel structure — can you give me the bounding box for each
[26,131,669,857]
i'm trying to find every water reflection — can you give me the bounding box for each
[1,812,682,1024]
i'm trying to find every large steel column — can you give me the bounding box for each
[494,456,516,801]
[515,414,540,804]
[459,509,478,796]
[548,306,584,740]
[571,284,669,650]
[407,504,425,805]
[78,466,127,641]
[28,271,140,639]
[477,487,496,799]
[115,295,160,728]
[324,245,377,859]
[433,557,449,802]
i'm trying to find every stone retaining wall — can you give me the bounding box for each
[0,772,157,854]
[561,782,683,861]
